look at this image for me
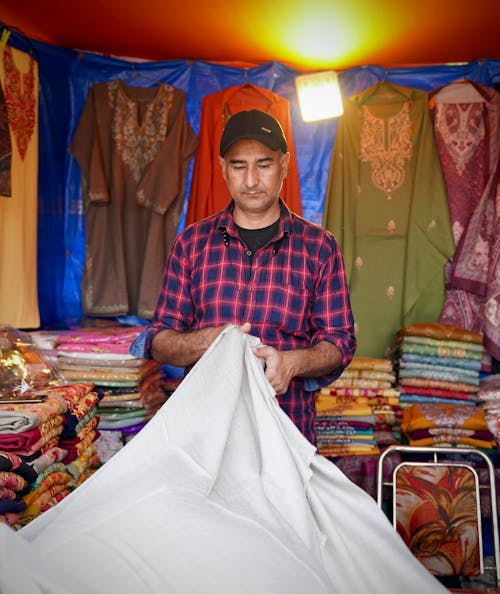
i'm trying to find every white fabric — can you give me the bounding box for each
[1,326,448,593]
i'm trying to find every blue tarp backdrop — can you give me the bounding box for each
[4,27,500,329]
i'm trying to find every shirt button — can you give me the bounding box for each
[249,286,254,292]
[246,250,252,256]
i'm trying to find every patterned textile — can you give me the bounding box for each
[0,68,11,196]
[0,393,67,433]
[400,352,482,371]
[431,83,500,361]
[400,377,480,393]
[395,464,481,576]
[402,403,489,432]
[398,322,483,344]
[323,81,454,357]
[71,80,197,318]
[345,357,394,372]
[1,44,35,161]
[0,451,37,482]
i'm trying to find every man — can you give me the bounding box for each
[132,109,356,445]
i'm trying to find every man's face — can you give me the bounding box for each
[219,139,289,223]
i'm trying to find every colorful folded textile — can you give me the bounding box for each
[401,403,490,433]
[398,322,483,344]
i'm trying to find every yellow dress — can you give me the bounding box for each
[0,44,39,329]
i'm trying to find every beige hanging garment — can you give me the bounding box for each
[0,43,40,329]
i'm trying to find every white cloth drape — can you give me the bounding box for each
[0,326,448,593]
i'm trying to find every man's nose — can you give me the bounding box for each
[244,165,259,187]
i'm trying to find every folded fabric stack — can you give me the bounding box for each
[54,325,172,462]
[395,323,484,410]
[0,451,38,527]
[37,383,103,486]
[0,389,75,527]
[401,402,496,450]
[315,357,400,457]
[477,374,500,445]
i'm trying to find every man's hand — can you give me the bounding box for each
[252,340,343,395]
[252,346,297,395]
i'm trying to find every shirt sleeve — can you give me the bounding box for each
[308,233,357,386]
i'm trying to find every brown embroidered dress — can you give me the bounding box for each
[71,80,197,319]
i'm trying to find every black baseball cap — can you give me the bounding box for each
[219,109,288,156]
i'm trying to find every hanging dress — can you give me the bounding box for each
[185,83,302,225]
[323,81,455,358]
[71,80,197,319]
[0,44,39,329]
[431,82,500,362]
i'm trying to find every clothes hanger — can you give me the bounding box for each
[0,23,38,60]
[432,77,487,104]
[362,72,411,104]
[129,63,161,87]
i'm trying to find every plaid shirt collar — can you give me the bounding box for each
[216,198,292,244]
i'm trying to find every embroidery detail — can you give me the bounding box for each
[386,286,395,300]
[2,45,36,161]
[359,102,412,199]
[107,80,173,182]
[427,219,436,232]
[387,219,396,232]
[355,256,363,270]
[435,103,484,176]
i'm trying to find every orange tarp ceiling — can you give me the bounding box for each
[0,0,499,71]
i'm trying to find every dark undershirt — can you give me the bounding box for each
[235,218,280,258]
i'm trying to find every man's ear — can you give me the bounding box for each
[218,155,227,180]
[281,152,291,178]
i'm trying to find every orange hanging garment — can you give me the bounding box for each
[186,83,302,226]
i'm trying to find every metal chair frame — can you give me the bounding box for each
[376,445,500,587]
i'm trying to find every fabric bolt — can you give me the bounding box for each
[0,512,20,526]
[0,498,25,514]
[323,81,454,358]
[0,451,37,482]
[133,199,356,445]
[340,369,396,382]
[398,321,483,344]
[345,357,394,372]
[400,352,482,371]
[60,429,100,464]
[185,83,302,225]
[0,44,39,328]
[0,394,67,434]
[400,334,484,353]
[22,469,72,507]
[399,359,480,378]
[400,394,478,406]
[28,447,68,475]
[0,326,449,594]
[0,415,63,450]
[398,384,479,400]
[402,403,489,432]
[398,367,479,386]
[399,377,479,393]
[71,80,197,318]
[0,471,27,493]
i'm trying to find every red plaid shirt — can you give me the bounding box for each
[136,200,356,444]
